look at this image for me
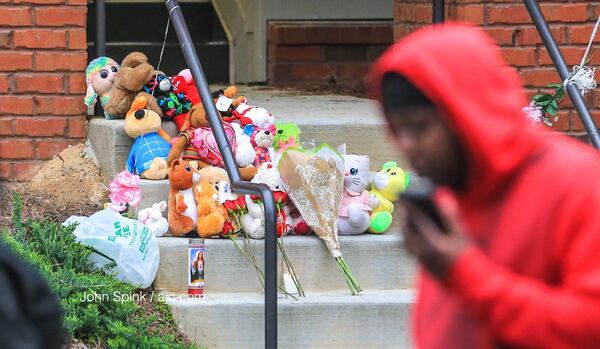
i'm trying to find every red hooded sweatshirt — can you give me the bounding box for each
[370,23,600,349]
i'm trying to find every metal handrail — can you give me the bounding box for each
[93,1,278,347]
[523,0,600,148]
[433,0,444,24]
[164,1,278,348]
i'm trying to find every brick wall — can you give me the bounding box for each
[394,0,600,135]
[267,21,394,94]
[0,0,87,182]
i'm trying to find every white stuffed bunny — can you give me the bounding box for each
[241,163,293,239]
[137,201,169,237]
[231,122,256,168]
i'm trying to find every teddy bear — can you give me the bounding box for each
[197,165,237,203]
[168,159,200,237]
[104,52,162,119]
[84,56,119,118]
[124,95,171,180]
[229,99,275,129]
[338,154,372,236]
[250,127,275,167]
[241,162,293,239]
[142,73,192,119]
[368,161,410,233]
[194,182,229,238]
[167,102,258,181]
[137,201,169,237]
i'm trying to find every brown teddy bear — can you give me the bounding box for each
[124,95,171,180]
[167,86,258,181]
[104,52,162,119]
[194,181,229,238]
[168,159,199,237]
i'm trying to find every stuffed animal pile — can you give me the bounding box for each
[88,52,409,239]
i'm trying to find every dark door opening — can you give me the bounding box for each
[87,1,229,83]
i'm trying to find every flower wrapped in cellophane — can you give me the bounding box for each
[278,144,362,295]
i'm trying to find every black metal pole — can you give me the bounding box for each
[95,0,106,57]
[524,0,600,148]
[433,0,444,23]
[165,1,278,348]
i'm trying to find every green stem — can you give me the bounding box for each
[278,239,305,297]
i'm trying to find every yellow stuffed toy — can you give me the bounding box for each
[194,181,229,238]
[368,161,409,233]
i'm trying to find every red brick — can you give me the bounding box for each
[0,139,33,159]
[13,29,66,49]
[290,63,334,80]
[268,63,293,82]
[336,63,370,81]
[34,7,86,27]
[67,0,87,4]
[539,47,596,66]
[501,47,536,67]
[540,3,589,23]
[323,45,366,62]
[449,5,484,25]
[13,160,43,181]
[366,45,389,61]
[0,52,32,71]
[67,116,86,137]
[0,118,13,135]
[520,69,561,87]
[0,96,33,115]
[0,161,10,181]
[487,6,531,25]
[67,73,86,94]
[0,7,32,26]
[15,117,66,136]
[394,25,413,41]
[35,52,87,71]
[68,29,87,49]
[568,25,600,45]
[0,74,9,93]
[14,74,64,93]
[397,4,432,24]
[15,0,63,3]
[35,96,85,115]
[548,110,570,132]
[571,110,600,132]
[269,45,322,62]
[0,31,11,49]
[517,26,566,45]
[484,28,515,46]
[36,139,77,159]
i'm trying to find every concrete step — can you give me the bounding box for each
[154,233,416,294]
[88,85,405,181]
[166,289,415,349]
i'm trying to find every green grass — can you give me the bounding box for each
[2,194,196,349]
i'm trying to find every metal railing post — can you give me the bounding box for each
[95,0,106,57]
[164,1,278,348]
[524,0,600,148]
[433,0,444,24]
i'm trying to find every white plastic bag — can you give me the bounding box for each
[68,209,160,288]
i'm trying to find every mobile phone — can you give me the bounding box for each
[400,182,445,231]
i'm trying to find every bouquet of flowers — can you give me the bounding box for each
[108,170,141,218]
[278,144,362,295]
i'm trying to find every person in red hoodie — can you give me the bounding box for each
[370,23,600,349]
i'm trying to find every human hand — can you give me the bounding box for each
[402,191,471,280]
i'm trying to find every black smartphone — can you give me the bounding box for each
[400,182,445,231]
